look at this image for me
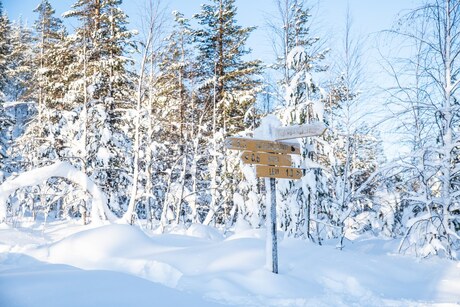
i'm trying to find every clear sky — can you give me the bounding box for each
[3,0,419,64]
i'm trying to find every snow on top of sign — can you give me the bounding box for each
[253,115,299,147]
[253,114,280,141]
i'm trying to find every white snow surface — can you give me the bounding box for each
[253,114,281,140]
[0,162,116,224]
[1,221,460,306]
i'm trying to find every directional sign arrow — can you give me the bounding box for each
[274,122,327,141]
[256,165,304,179]
[241,151,292,167]
[225,137,300,155]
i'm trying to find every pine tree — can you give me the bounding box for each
[64,0,136,218]
[193,0,262,135]
[192,0,262,227]
[0,0,10,102]
[5,18,33,102]
[268,0,329,240]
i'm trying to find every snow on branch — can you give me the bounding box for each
[0,161,116,224]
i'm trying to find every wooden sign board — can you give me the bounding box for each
[256,165,303,179]
[274,122,327,140]
[241,151,292,167]
[225,137,300,155]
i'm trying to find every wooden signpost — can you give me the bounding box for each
[274,122,327,141]
[256,165,303,180]
[225,137,300,155]
[226,121,327,274]
[241,151,292,167]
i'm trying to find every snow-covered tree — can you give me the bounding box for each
[32,0,68,108]
[148,11,214,228]
[268,0,329,240]
[192,0,262,227]
[385,0,460,259]
[0,1,12,179]
[322,8,388,248]
[63,0,136,219]
[268,0,328,108]
[0,0,10,101]
[5,18,33,102]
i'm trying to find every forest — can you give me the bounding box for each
[0,0,459,261]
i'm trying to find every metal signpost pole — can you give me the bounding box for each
[269,177,278,274]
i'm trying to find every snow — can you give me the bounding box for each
[0,254,218,307]
[0,161,116,224]
[1,221,460,306]
[253,114,281,141]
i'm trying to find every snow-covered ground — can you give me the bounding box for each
[1,220,459,306]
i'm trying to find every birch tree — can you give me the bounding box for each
[385,0,460,259]
[124,0,166,224]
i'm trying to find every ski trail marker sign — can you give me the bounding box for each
[256,165,303,179]
[240,151,292,167]
[274,121,326,140]
[225,137,300,155]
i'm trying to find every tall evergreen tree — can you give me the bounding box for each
[193,0,262,135]
[0,0,10,102]
[5,18,33,102]
[268,0,329,240]
[0,1,11,177]
[192,0,262,226]
[9,1,70,175]
[33,0,67,107]
[64,0,135,218]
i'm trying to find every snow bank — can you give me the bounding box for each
[0,161,115,224]
[0,253,221,307]
[186,223,224,241]
[1,222,460,306]
[45,224,183,287]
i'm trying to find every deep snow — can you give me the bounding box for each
[1,221,459,306]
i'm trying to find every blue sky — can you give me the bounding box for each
[4,0,418,64]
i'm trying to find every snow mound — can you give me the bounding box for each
[45,224,183,287]
[0,253,221,307]
[226,227,266,241]
[48,224,154,260]
[2,222,460,306]
[186,223,224,241]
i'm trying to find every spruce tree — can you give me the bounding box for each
[9,1,69,173]
[193,0,262,135]
[64,0,135,217]
[6,19,33,102]
[269,0,329,240]
[0,0,10,101]
[192,0,262,226]
[33,0,67,108]
[0,1,11,175]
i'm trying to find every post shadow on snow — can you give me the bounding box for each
[0,253,223,307]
